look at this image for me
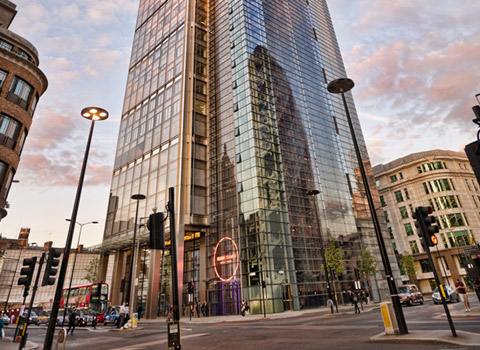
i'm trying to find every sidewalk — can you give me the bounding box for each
[372,305,480,347]
[444,304,480,318]
[138,302,379,325]
[371,330,480,346]
[0,337,38,350]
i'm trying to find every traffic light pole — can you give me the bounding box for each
[416,208,457,337]
[167,187,181,350]
[425,244,457,336]
[18,252,45,349]
[14,257,37,342]
[13,288,29,342]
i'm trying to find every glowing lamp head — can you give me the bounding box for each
[81,107,109,121]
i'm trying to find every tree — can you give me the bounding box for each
[324,239,345,276]
[357,244,378,301]
[83,257,99,283]
[322,239,344,309]
[399,254,417,284]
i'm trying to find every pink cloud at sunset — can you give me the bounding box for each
[329,0,480,165]
[0,0,479,248]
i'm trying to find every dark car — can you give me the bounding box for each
[398,284,424,306]
[2,314,10,326]
[432,285,460,304]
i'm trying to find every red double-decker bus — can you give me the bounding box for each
[60,282,109,314]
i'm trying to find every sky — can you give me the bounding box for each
[1,0,479,247]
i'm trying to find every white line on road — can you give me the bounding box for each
[109,333,209,350]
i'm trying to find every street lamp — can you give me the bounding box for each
[44,107,108,350]
[327,78,408,334]
[306,189,336,313]
[61,219,98,326]
[128,193,146,322]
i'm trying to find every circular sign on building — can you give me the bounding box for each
[213,237,240,282]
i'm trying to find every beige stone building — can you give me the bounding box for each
[373,150,480,293]
[0,233,100,312]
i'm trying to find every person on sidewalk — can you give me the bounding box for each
[201,301,206,317]
[0,311,4,340]
[67,308,78,335]
[352,293,361,314]
[455,279,470,312]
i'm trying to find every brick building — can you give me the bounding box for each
[0,0,48,219]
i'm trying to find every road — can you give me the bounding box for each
[4,297,480,350]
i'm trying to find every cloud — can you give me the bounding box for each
[328,1,480,165]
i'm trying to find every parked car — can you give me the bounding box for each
[432,285,460,304]
[103,306,120,326]
[398,284,424,306]
[21,311,39,325]
[2,313,11,326]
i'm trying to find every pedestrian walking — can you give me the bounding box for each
[241,299,246,316]
[0,312,5,340]
[67,308,78,335]
[352,292,360,314]
[201,301,206,317]
[118,302,129,328]
[195,301,200,318]
[455,279,470,312]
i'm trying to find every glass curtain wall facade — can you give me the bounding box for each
[103,0,396,318]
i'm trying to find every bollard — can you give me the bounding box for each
[380,302,399,334]
[55,328,67,350]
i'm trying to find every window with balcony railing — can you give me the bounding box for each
[7,76,33,110]
[0,113,21,150]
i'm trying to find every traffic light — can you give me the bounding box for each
[42,247,61,286]
[18,257,37,297]
[187,281,195,293]
[147,212,165,250]
[413,206,439,248]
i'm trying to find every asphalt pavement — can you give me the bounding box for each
[4,296,480,349]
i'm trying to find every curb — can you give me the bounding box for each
[370,330,480,347]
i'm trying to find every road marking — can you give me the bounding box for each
[109,333,209,350]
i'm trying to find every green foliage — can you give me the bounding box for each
[358,245,378,278]
[83,257,99,283]
[399,254,416,277]
[323,239,345,276]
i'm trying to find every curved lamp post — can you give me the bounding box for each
[44,107,108,350]
[61,219,98,326]
[128,193,146,321]
[327,78,407,334]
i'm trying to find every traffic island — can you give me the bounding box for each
[371,330,480,347]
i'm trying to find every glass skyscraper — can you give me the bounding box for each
[99,0,398,318]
